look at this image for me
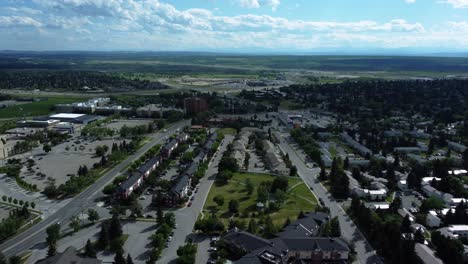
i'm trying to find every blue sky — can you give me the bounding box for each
[1,0,468,53]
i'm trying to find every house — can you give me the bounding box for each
[414,243,444,264]
[340,132,373,157]
[421,185,453,204]
[426,211,442,227]
[264,151,289,176]
[37,246,102,264]
[115,172,144,199]
[398,180,408,191]
[438,225,468,239]
[162,139,178,158]
[137,155,160,178]
[394,147,421,154]
[407,131,431,140]
[168,174,191,206]
[448,141,467,153]
[176,133,189,143]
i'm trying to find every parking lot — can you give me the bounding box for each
[20,137,124,189]
[105,119,153,131]
[0,206,11,221]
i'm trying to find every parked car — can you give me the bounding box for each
[188,202,192,207]
[139,196,146,200]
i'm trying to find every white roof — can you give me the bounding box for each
[451,198,467,204]
[372,204,390,209]
[50,113,85,119]
[448,225,468,232]
[422,177,441,183]
[367,189,387,195]
[449,170,467,175]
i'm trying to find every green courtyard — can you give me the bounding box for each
[203,172,318,226]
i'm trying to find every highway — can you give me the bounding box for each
[0,120,190,257]
[274,130,383,264]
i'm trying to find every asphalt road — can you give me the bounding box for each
[157,135,234,264]
[0,120,190,257]
[274,131,383,264]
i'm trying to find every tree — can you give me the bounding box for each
[213,195,224,207]
[245,178,254,195]
[156,208,164,225]
[228,200,239,214]
[257,184,269,203]
[271,177,288,192]
[330,217,341,237]
[113,250,126,264]
[289,165,297,176]
[84,239,97,258]
[176,243,197,264]
[414,228,425,243]
[318,164,327,181]
[46,224,61,257]
[98,221,110,250]
[8,256,20,264]
[274,189,286,206]
[88,209,100,223]
[247,218,257,234]
[401,215,411,233]
[43,144,52,153]
[390,196,402,213]
[69,215,81,232]
[126,254,134,264]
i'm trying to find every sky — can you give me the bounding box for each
[1,0,468,53]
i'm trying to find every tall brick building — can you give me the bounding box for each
[184,97,208,115]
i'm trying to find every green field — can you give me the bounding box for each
[217,127,237,136]
[0,96,86,118]
[203,172,317,226]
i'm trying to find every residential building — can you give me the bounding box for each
[222,212,348,264]
[184,97,208,115]
[340,132,372,157]
[448,141,467,153]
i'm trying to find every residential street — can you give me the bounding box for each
[157,134,234,264]
[0,120,190,258]
[274,131,383,264]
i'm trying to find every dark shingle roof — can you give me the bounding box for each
[117,172,142,192]
[279,212,329,238]
[223,229,272,252]
[164,139,178,151]
[171,174,190,195]
[137,155,159,174]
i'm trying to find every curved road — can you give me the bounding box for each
[0,120,190,257]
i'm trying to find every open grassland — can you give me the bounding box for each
[203,172,317,226]
[0,96,86,118]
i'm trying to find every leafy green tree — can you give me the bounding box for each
[46,224,61,257]
[213,195,224,207]
[43,144,52,153]
[69,215,81,232]
[228,200,239,214]
[88,209,100,223]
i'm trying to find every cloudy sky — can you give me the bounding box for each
[1,0,468,53]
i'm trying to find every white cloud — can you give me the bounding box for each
[439,0,468,8]
[0,16,43,28]
[236,0,280,11]
[405,0,416,3]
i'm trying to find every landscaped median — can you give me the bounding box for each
[200,172,318,228]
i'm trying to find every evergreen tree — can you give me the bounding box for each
[401,215,411,233]
[126,254,134,264]
[84,239,97,258]
[113,250,126,264]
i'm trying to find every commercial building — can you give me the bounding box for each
[48,113,101,125]
[184,97,208,115]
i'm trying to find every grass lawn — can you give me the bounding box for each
[218,128,237,136]
[0,96,86,118]
[203,172,317,226]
